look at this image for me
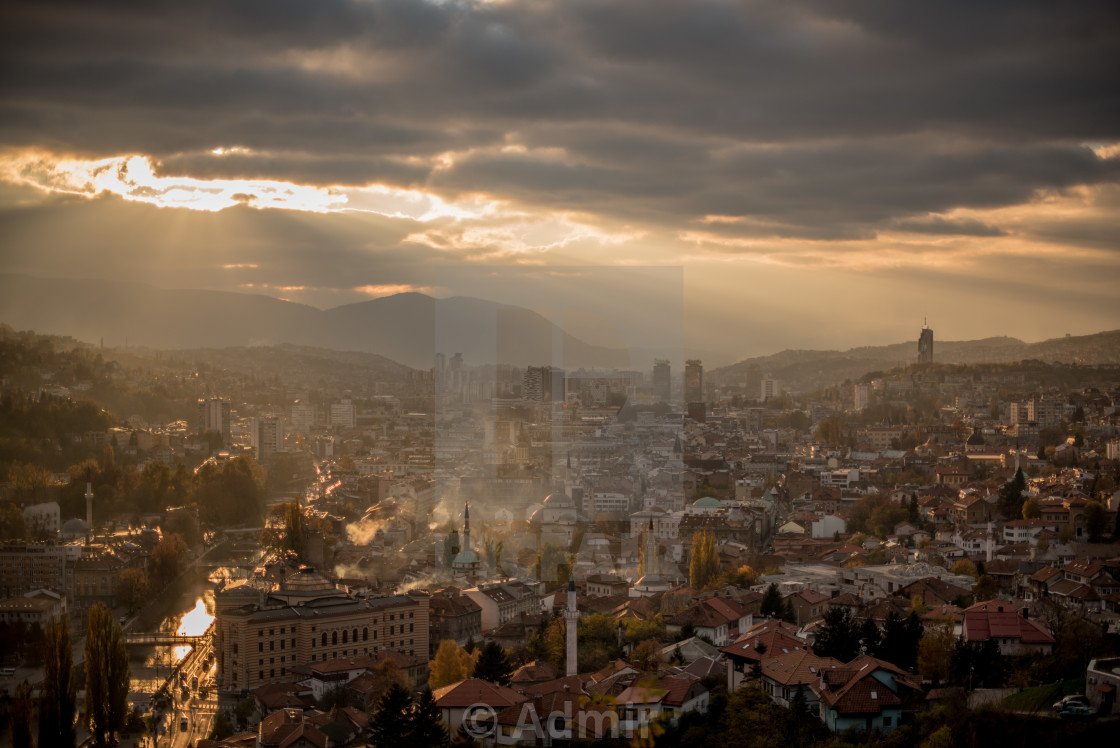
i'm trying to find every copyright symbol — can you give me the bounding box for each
[463,703,496,738]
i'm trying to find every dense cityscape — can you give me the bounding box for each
[1,318,1119,746]
[3,2,1120,747]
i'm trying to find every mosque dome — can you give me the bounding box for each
[693,496,722,509]
[453,549,480,567]
[60,518,89,536]
[543,492,575,507]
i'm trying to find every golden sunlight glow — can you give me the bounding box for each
[353,284,436,297]
[5,153,345,212]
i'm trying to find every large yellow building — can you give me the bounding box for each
[215,566,429,692]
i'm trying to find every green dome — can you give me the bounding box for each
[693,496,722,508]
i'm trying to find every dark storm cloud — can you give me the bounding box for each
[1,0,1119,243]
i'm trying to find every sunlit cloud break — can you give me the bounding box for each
[1,151,497,220]
[6,153,346,212]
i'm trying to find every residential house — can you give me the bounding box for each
[433,678,527,734]
[616,676,709,737]
[814,656,922,735]
[787,589,830,627]
[961,601,1054,655]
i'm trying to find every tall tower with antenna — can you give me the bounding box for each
[918,318,934,363]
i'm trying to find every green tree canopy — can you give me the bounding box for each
[472,641,514,686]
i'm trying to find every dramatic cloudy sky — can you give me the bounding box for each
[1,0,1118,361]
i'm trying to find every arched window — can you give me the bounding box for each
[322,632,327,646]
[332,631,338,645]
[363,628,368,642]
[353,628,358,643]
[342,630,348,644]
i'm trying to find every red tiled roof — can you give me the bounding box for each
[963,607,1054,645]
[433,678,527,709]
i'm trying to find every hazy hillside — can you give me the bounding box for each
[0,274,630,370]
[711,331,1120,393]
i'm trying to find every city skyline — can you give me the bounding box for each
[1,1,1118,358]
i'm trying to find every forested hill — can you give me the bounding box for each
[710,330,1120,393]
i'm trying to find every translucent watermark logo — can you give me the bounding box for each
[458,701,626,741]
[462,703,497,738]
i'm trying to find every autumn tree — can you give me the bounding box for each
[1022,497,1041,519]
[40,615,78,747]
[428,639,474,689]
[712,565,759,589]
[951,559,978,578]
[115,567,149,613]
[631,639,664,671]
[689,530,719,590]
[85,603,130,747]
[972,575,998,602]
[918,618,955,685]
[150,532,187,584]
[10,680,34,748]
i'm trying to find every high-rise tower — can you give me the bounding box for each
[684,359,703,403]
[652,359,671,403]
[918,320,934,363]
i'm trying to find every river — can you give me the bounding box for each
[128,587,215,703]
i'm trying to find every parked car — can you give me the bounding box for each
[1052,694,1088,711]
[1059,704,1095,721]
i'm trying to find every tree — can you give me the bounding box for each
[918,618,955,685]
[115,567,149,613]
[370,683,413,747]
[689,530,719,590]
[713,565,759,589]
[972,575,997,602]
[1022,497,1041,519]
[406,686,449,748]
[0,501,27,540]
[951,559,977,578]
[429,639,474,689]
[1083,501,1108,543]
[760,583,785,619]
[472,641,514,686]
[150,532,187,585]
[11,680,34,748]
[997,468,1027,519]
[85,602,130,747]
[285,501,305,556]
[631,639,664,671]
[40,615,78,748]
[876,609,923,671]
[812,607,861,662]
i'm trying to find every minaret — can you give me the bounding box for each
[565,573,578,677]
[462,503,471,555]
[647,515,658,576]
[986,521,993,563]
[85,467,94,529]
